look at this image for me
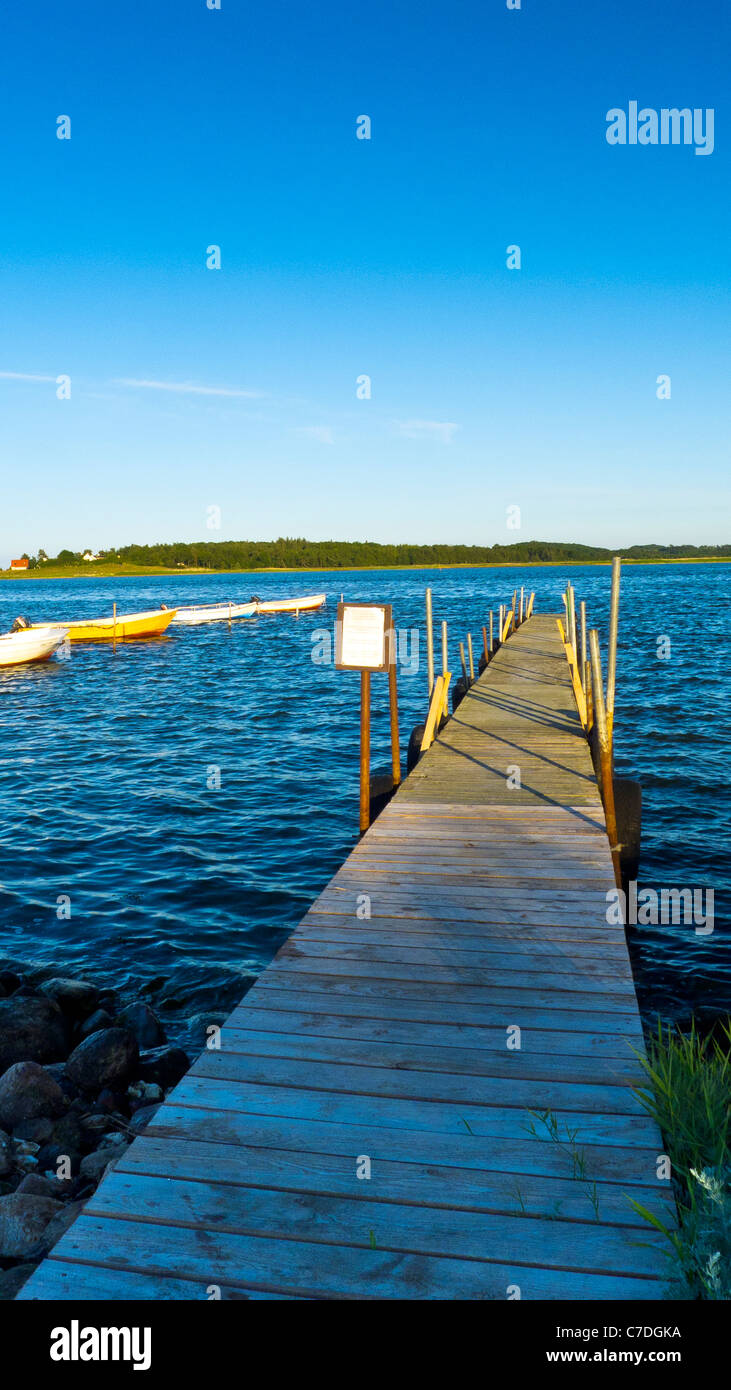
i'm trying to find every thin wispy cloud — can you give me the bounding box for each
[113,377,264,399]
[0,370,57,383]
[396,419,460,444]
[295,425,335,445]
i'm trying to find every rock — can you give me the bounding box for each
[40,977,99,1020]
[0,996,67,1070]
[185,1011,227,1046]
[49,1113,84,1153]
[127,1080,163,1107]
[94,1088,118,1112]
[78,1008,115,1039]
[0,1060,66,1129]
[15,1172,67,1199]
[12,1139,40,1172]
[118,1002,166,1048]
[66,1028,138,1092]
[129,1103,160,1132]
[79,1112,113,1138]
[36,1145,81,1179]
[0,1192,62,1258]
[138,1045,190,1090]
[0,1129,12,1178]
[44,1063,78,1102]
[0,971,23,995]
[27,1199,85,1258]
[0,1262,36,1301]
[12,1118,54,1145]
[79,1140,128,1183]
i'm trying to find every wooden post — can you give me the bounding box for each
[606,556,621,749]
[519,587,524,625]
[459,642,468,682]
[580,600,587,692]
[466,634,475,681]
[526,591,535,619]
[425,588,435,699]
[228,603,232,633]
[567,585,577,662]
[482,625,488,661]
[441,620,448,676]
[489,610,494,653]
[499,605,504,643]
[589,630,621,888]
[359,670,371,833]
[112,602,117,654]
[585,658,593,731]
[388,651,401,787]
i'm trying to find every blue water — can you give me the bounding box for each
[0,564,728,1039]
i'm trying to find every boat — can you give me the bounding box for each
[172,601,257,626]
[26,608,178,642]
[0,625,69,667]
[255,593,326,614]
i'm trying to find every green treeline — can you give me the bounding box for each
[22,538,731,571]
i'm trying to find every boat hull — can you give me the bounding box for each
[32,609,178,642]
[255,593,326,614]
[0,626,69,667]
[172,602,257,625]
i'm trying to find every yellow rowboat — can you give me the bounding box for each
[30,608,178,642]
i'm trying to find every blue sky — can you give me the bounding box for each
[0,0,729,563]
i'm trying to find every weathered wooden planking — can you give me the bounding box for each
[116,1134,673,1226]
[19,614,667,1302]
[22,1212,666,1300]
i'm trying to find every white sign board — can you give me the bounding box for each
[335,603,391,671]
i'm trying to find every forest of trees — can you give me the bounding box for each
[25,538,731,570]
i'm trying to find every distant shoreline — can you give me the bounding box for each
[1,556,729,581]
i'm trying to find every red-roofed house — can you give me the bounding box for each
[10,558,29,570]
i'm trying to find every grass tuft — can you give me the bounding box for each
[630,1018,731,1299]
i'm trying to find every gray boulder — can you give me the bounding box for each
[0,1262,36,1301]
[27,1198,85,1258]
[118,1002,165,1048]
[0,1060,66,1129]
[0,1192,62,1258]
[66,1028,138,1092]
[15,1172,68,1198]
[40,978,99,1020]
[0,1128,12,1178]
[138,1045,190,1090]
[0,997,67,1070]
[79,1139,128,1183]
[79,1008,114,1039]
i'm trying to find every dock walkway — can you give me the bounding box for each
[20,614,669,1300]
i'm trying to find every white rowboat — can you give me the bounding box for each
[0,625,69,667]
[172,602,258,625]
[255,593,326,614]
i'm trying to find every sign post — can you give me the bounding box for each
[335,602,398,833]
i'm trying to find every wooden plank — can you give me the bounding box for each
[84,1171,667,1276]
[168,1075,660,1148]
[36,1213,666,1300]
[142,1105,661,1184]
[188,1050,648,1117]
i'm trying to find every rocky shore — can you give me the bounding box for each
[0,964,216,1300]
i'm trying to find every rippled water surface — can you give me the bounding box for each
[0,564,728,1039]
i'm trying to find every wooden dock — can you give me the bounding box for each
[20,613,669,1300]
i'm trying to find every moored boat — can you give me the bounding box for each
[255,593,326,614]
[172,601,257,625]
[27,609,177,642]
[0,625,69,667]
